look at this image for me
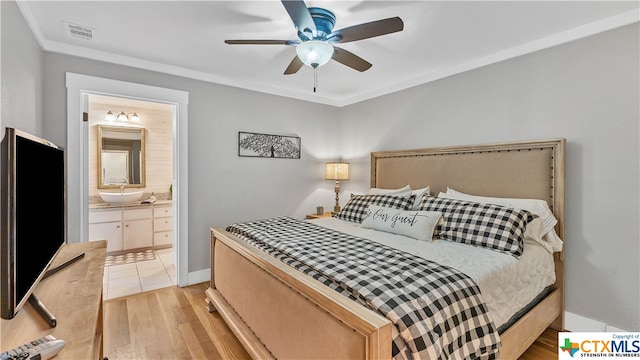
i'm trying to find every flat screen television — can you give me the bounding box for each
[1,127,66,320]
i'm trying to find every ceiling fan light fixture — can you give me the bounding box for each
[296,40,334,68]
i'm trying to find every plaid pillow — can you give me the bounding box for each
[334,194,415,223]
[418,196,534,258]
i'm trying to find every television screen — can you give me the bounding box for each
[1,128,65,319]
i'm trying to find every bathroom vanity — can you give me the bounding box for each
[88,201,172,253]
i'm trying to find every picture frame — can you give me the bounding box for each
[238,131,301,159]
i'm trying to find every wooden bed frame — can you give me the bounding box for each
[206,138,565,359]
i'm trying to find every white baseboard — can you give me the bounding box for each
[565,311,628,332]
[187,268,210,286]
[605,325,628,333]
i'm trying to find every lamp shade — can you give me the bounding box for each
[296,40,334,68]
[325,162,349,180]
[105,110,116,122]
[117,111,129,122]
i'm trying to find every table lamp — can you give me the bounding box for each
[325,162,349,213]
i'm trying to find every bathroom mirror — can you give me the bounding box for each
[98,125,145,189]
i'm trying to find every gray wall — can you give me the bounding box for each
[43,53,340,272]
[1,1,44,140]
[339,24,640,332]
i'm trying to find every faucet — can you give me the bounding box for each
[120,179,127,195]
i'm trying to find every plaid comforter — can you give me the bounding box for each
[226,217,500,360]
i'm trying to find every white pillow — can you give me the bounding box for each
[361,205,442,242]
[522,217,554,253]
[410,186,431,210]
[367,185,429,210]
[368,185,412,197]
[443,188,563,252]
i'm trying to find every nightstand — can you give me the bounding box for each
[305,212,333,219]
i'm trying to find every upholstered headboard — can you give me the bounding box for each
[371,138,567,333]
[371,138,566,243]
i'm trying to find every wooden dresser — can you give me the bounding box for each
[0,241,107,359]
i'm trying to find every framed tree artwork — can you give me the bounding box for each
[238,131,301,159]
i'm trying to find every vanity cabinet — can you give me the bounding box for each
[89,204,171,252]
[88,210,122,252]
[89,222,123,252]
[123,208,153,249]
[153,205,173,246]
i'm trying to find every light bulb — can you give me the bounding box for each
[296,40,334,68]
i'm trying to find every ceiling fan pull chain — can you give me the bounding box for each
[314,66,318,93]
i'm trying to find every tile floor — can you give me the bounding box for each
[103,248,176,300]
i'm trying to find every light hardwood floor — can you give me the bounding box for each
[104,283,559,360]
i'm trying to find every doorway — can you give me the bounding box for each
[88,94,176,298]
[66,73,189,287]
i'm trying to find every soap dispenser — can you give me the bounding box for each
[149,192,156,203]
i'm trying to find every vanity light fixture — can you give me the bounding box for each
[325,162,349,213]
[105,110,141,122]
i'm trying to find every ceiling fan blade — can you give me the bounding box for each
[332,47,372,72]
[281,0,316,37]
[329,17,404,43]
[225,39,297,45]
[284,56,304,75]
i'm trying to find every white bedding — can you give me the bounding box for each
[311,217,556,329]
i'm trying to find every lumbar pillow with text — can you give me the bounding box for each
[361,205,442,242]
[334,194,415,223]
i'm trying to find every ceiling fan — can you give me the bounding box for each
[224,0,404,76]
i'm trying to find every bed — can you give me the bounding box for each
[206,138,565,359]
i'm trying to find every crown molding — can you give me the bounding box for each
[336,8,639,107]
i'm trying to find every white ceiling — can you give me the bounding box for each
[17,1,639,107]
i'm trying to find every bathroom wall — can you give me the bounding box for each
[88,94,173,202]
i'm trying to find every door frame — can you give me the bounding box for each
[65,73,189,286]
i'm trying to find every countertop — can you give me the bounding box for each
[89,199,172,210]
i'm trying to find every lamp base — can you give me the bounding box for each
[334,180,341,214]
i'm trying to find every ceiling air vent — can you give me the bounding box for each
[63,21,94,41]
